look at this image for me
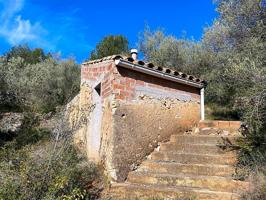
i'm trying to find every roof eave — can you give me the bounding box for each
[115,59,204,89]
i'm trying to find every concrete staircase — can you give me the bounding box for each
[109,122,250,200]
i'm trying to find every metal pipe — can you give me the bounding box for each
[200,87,205,120]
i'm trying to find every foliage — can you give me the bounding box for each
[0,113,49,148]
[138,0,265,112]
[235,81,266,178]
[89,35,129,60]
[3,44,52,64]
[202,0,265,105]
[205,104,240,120]
[0,113,103,200]
[138,26,213,76]
[0,142,101,200]
[0,56,80,113]
[240,172,266,200]
[207,0,266,176]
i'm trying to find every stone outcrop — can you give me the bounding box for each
[0,112,24,133]
[65,83,95,153]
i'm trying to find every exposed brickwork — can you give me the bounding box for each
[81,61,201,102]
[81,61,115,100]
[113,67,200,102]
[199,120,241,130]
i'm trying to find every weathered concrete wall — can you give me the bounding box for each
[110,97,200,181]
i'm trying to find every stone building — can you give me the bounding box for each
[66,50,206,181]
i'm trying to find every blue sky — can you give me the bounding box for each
[0,0,217,63]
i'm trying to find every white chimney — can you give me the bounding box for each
[130,49,138,60]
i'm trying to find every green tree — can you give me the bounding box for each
[202,0,265,106]
[89,35,129,60]
[0,56,80,113]
[3,44,51,64]
[138,26,213,76]
[138,27,183,69]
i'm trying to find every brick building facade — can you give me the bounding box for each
[67,53,206,181]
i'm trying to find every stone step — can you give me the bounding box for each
[127,172,249,193]
[138,161,235,177]
[151,151,237,165]
[160,143,237,155]
[110,183,240,200]
[198,128,222,135]
[170,134,239,145]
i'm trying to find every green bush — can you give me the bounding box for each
[0,139,102,200]
[0,113,49,148]
[0,113,102,200]
[235,83,266,179]
[0,55,80,113]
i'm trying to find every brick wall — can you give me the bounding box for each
[81,61,114,100]
[112,67,200,102]
[81,61,200,103]
[81,62,113,80]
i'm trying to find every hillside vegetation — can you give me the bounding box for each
[0,45,106,199]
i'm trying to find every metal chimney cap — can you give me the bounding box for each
[130,49,138,54]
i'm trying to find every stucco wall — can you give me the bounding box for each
[110,97,200,181]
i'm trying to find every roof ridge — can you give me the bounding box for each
[82,54,126,65]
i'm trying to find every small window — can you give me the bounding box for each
[94,83,101,96]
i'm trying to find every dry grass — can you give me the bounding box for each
[240,172,266,200]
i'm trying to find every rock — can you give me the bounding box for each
[0,112,24,133]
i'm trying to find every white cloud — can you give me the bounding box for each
[0,0,52,48]
[0,0,24,21]
[0,15,43,45]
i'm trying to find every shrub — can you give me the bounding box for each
[0,56,80,113]
[241,172,266,200]
[235,81,266,179]
[205,103,240,120]
[0,112,103,200]
[0,139,102,200]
